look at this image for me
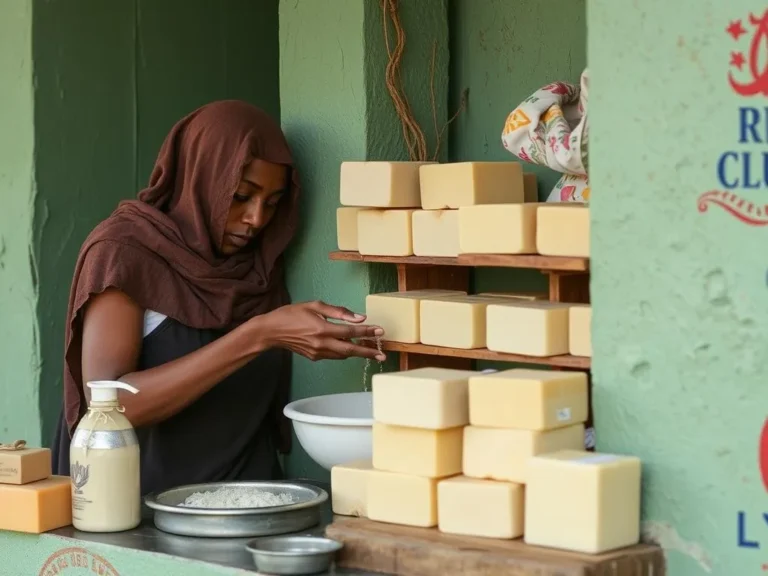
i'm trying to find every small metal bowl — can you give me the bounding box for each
[245,535,343,575]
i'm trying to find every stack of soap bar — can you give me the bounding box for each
[0,475,72,533]
[523,173,538,203]
[412,210,460,257]
[419,162,524,209]
[438,476,524,539]
[357,209,415,256]
[336,207,370,251]
[331,459,373,517]
[420,295,507,349]
[536,203,590,257]
[340,161,434,207]
[486,301,571,356]
[569,305,592,357]
[365,289,465,343]
[458,203,539,254]
[0,446,51,485]
[524,450,641,553]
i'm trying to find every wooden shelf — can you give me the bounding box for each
[329,251,589,272]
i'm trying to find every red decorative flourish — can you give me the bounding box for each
[760,418,768,492]
[728,10,768,96]
[697,190,768,226]
[727,19,747,41]
[730,51,746,70]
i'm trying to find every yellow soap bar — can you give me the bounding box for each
[336,207,371,251]
[469,368,588,430]
[340,161,434,207]
[569,305,592,357]
[486,301,571,356]
[0,475,72,533]
[536,203,590,257]
[463,424,584,483]
[372,367,477,429]
[357,209,414,256]
[0,447,51,485]
[438,476,524,539]
[523,173,538,202]
[419,162,524,209]
[365,289,466,343]
[458,203,539,254]
[524,450,641,554]
[420,295,506,349]
[373,422,463,478]
[412,210,460,257]
[367,469,437,527]
[331,459,373,517]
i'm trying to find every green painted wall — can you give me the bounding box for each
[280,0,448,480]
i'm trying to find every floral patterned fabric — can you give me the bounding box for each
[501,69,590,202]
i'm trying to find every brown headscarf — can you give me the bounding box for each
[63,100,298,452]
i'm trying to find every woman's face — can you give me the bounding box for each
[221,158,289,256]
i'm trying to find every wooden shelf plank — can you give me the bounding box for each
[329,251,589,272]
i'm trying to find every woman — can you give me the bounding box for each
[52,100,385,495]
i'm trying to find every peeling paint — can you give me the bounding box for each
[643,522,713,573]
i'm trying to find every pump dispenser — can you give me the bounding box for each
[70,380,141,532]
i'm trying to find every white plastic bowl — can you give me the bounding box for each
[283,392,373,471]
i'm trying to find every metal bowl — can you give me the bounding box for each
[246,535,343,575]
[144,481,327,538]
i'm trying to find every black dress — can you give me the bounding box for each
[52,317,283,496]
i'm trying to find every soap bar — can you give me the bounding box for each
[463,424,584,483]
[536,203,590,257]
[357,209,414,256]
[367,469,437,527]
[0,447,51,485]
[458,203,539,254]
[336,207,370,251]
[340,161,434,207]
[420,295,505,349]
[524,450,641,554]
[419,162,524,209]
[365,289,466,343]
[486,301,571,356]
[0,475,72,533]
[523,173,538,203]
[373,422,463,478]
[469,369,588,430]
[412,210,460,257]
[372,367,477,429]
[438,476,524,539]
[569,305,592,357]
[331,459,373,517]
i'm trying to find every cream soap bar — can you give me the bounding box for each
[438,476,524,539]
[367,469,437,528]
[412,210,460,257]
[524,450,641,554]
[419,162,524,209]
[420,295,506,349]
[340,161,434,207]
[372,367,477,429]
[331,460,373,517]
[357,209,414,256]
[469,368,588,430]
[366,289,466,343]
[536,203,590,257]
[458,203,539,254]
[486,301,571,356]
[373,422,463,478]
[569,304,592,357]
[336,207,370,251]
[463,424,584,483]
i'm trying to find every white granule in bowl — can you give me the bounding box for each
[179,487,296,509]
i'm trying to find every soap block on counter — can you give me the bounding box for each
[357,209,414,256]
[419,162,524,209]
[373,422,463,478]
[523,173,538,203]
[569,305,592,357]
[420,295,504,349]
[469,369,588,430]
[0,446,51,485]
[458,203,539,254]
[412,210,460,257]
[365,289,466,343]
[0,475,72,533]
[372,367,477,429]
[524,450,641,554]
[438,476,524,539]
[486,301,571,356]
[536,203,590,257]
[367,469,437,528]
[336,207,370,251]
[331,460,373,517]
[340,161,434,207]
[463,424,584,483]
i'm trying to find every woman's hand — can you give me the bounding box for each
[258,301,386,362]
